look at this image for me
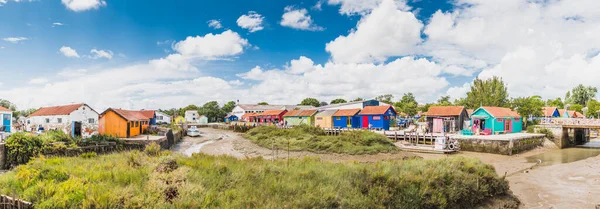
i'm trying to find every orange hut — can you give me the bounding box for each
[99,108,150,138]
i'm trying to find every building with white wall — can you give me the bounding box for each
[27,103,99,137]
[0,106,12,133]
[317,100,388,111]
[185,110,199,123]
[231,104,314,119]
[156,111,171,124]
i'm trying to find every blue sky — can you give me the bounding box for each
[1,0,599,110]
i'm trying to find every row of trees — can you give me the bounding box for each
[161,101,237,123]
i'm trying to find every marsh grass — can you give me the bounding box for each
[0,151,512,209]
[245,125,398,155]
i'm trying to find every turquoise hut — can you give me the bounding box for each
[470,106,522,135]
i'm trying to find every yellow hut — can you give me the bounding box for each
[173,116,186,124]
[314,110,337,128]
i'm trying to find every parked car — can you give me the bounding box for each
[187,126,200,137]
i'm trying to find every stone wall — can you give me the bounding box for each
[458,135,545,155]
[533,125,565,148]
[0,143,5,170]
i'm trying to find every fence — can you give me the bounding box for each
[0,195,33,209]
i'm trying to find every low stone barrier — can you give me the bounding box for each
[458,135,545,155]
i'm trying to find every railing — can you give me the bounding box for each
[0,195,33,209]
[539,118,600,127]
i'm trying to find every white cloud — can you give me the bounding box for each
[3,37,28,43]
[172,30,249,60]
[61,0,106,12]
[280,6,324,31]
[58,69,88,78]
[313,0,324,11]
[59,46,80,58]
[446,82,471,100]
[52,22,64,27]
[0,0,34,6]
[325,0,423,63]
[90,49,113,59]
[29,78,49,85]
[327,0,409,16]
[207,19,223,29]
[237,11,264,33]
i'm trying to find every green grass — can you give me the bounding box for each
[0,152,512,209]
[245,125,398,155]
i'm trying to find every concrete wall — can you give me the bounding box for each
[0,143,5,170]
[458,135,545,155]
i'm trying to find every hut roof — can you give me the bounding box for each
[297,109,317,117]
[467,109,474,116]
[480,106,520,118]
[103,108,148,121]
[139,110,156,119]
[0,106,10,112]
[29,103,90,117]
[258,109,286,116]
[542,107,558,117]
[241,113,257,119]
[333,109,361,116]
[359,105,396,115]
[559,109,567,117]
[315,110,338,117]
[283,110,301,117]
[424,106,465,116]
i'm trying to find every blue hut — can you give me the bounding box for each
[358,106,397,130]
[0,106,12,133]
[225,114,238,122]
[332,109,361,128]
[543,107,560,118]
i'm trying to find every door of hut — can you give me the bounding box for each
[504,119,512,133]
[362,116,368,128]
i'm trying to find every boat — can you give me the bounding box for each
[187,126,200,137]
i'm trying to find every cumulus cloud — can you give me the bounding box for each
[3,37,28,43]
[58,69,88,78]
[61,0,106,12]
[29,78,49,85]
[326,0,423,63]
[59,46,80,58]
[52,22,64,27]
[207,19,222,29]
[90,49,113,59]
[327,0,409,16]
[237,11,264,32]
[172,30,249,60]
[0,0,34,6]
[280,6,324,31]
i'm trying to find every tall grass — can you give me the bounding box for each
[0,152,513,209]
[245,125,398,155]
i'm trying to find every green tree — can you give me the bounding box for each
[351,97,364,102]
[199,101,226,122]
[13,108,38,118]
[569,104,584,113]
[257,102,269,105]
[465,76,509,109]
[546,98,564,109]
[221,101,237,113]
[330,98,347,104]
[566,84,598,106]
[511,96,544,127]
[375,94,394,104]
[418,103,433,113]
[0,99,17,111]
[320,101,329,107]
[300,98,321,107]
[394,93,418,117]
[586,99,600,118]
[453,98,468,106]
[437,96,452,106]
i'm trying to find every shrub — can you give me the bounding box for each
[4,132,43,167]
[144,143,162,156]
[0,152,514,209]
[537,128,554,138]
[84,134,121,145]
[245,125,397,155]
[526,125,535,133]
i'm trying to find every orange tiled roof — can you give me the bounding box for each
[139,110,156,119]
[283,110,301,117]
[359,105,396,115]
[258,109,286,116]
[241,113,257,119]
[481,106,520,118]
[467,109,474,116]
[0,106,10,112]
[104,108,148,121]
[29,104,85,117]
[332,108,360,116]
[297,109,317,117]
[559,109,567,117]
[424,106,465,116]
[542,107,558,117]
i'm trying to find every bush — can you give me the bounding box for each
[526,126,535,133]
[4,133,43,167]
[144,142,162,156]
[79,152,97,159]
[537,128,554,138]
[0,152,514,209]
[245,125,397,155]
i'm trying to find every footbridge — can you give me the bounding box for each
[538,118,598,148]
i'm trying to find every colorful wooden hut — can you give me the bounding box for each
[256,109,287,124]
[315,110,337,128]
[283,109,302,126]
[559,109,570,118]
[297,109,317,126]
[424,106,468,133]
[332,109,361,128]
[542,107,560,118]
[99,108,150,138]
[225,114,238,122]
[358,106,397,130]
[470,106,522,135]
[173,116,186,124]
[0,106,12,133]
